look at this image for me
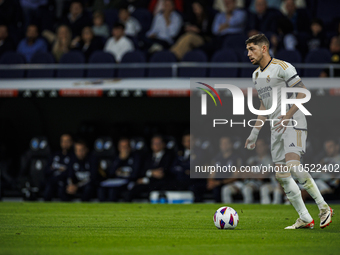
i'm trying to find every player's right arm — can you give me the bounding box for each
[244,99,267,150]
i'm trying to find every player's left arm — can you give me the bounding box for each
[274,63,307,133]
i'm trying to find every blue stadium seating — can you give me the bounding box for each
[223,34,248,49]
[304,49,332,77]
[148,51,177,77]
[104,9,119,30]
[87,51,115,78]
[316,0,340,28]
[276,49,302,75]
[57,51,85,78]
[209,49,238,77]
[178,50,208,77]
[117,50,146,78]
[27,52,55,78]
[276,49,302,64]
[0,52,25,78]
[131,8,153,33]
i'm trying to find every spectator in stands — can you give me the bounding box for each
[320,36,340,77]
[98,138,141,202]
[92,11,110,39]
[170,1,213,60]
[280,0,306,15]
[207,136,242,203]
[246,139,282,204]
[283,0,309,34]
[0,0,23,31]
[62,139,98,202]
[71,26,103,61]
[301,139,340,200]
[247,0,279,37]
[118,7,141,38]
[214,0,244,12]
[148,0,183,15]
[212,0,247,36]
[92,0,124,12]
[20,0,48,30]
[43,25,72,62]
[270,16,297,55]
[0,24,14,57]
[17,24,48,62]
[44,134,73,201]
[126,135,174,202]
[248,0,281,13]
[307,19,327,52]
[145,0,183,52]
[61,1,92,38]
[104,22,134,62]
[171,133,190,189]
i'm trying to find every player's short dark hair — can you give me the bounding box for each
[113,22,125,30]
[245,33,270,48]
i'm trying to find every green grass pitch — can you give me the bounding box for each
[0,203,339,255]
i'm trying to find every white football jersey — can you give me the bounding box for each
[252,58,307,130]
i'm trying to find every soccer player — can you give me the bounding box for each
[244,34,333,229]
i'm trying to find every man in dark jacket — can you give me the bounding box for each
[44,134,73,201]
[62,139,98,201]
[98,137,141,202]
[126,135,174,201]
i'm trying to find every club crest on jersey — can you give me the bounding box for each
[255,72,259,80]
[266,75,271,83]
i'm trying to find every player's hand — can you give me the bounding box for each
[244,139,255,150]
[274,115,289,133]
[244,128,259,150]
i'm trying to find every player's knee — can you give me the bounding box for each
[286,160,300,172]
[275,171,291,180]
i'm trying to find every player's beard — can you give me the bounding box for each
[253,54,263,66]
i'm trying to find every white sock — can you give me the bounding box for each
[242,185,253,204]
[260,184,271,204]
[273,188,282,204]
[289,163,329,210]
[221,185,234,204]
[279,176,313,223]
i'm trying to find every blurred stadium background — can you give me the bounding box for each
[0,0,340,203]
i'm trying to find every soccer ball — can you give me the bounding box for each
[213,206,239,229]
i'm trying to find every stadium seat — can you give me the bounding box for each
[209,49,238,77]
[104,9,119,30]
[87,51,116,78]
[316,0,340,28]
[27,52,55,78]
[57,51,85,78]
[276,49,302,75]
[19,136,51,200]
[117,50,146,78]
[148,51,177,77]
[0,52,25,78]
[178,50,208,77]
[304,49,332,77]
[276,50,302,64]
[93,137,116,175]
[222,34,248,49]
[131,8,153,33]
